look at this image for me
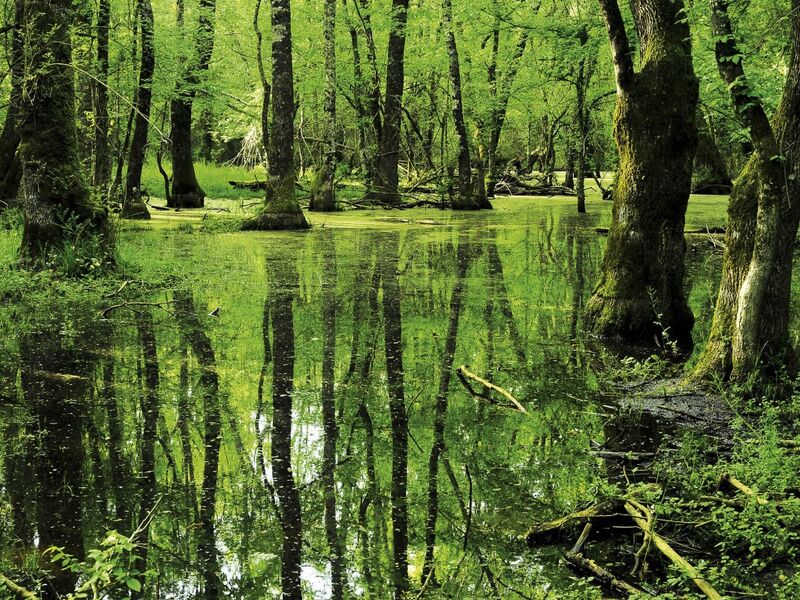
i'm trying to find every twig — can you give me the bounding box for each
[456,365,527,413]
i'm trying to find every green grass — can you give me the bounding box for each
[140,161,268,201]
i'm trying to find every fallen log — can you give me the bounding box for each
[525,500,623,545]
[720,473,768,505]
[624,499,722,600]
[564,551,651,597]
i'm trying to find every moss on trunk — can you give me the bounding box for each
[18,0,110,266]
[586,0,698,350]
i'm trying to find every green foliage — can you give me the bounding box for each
[46,531,147,600]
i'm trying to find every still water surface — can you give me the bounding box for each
[0,198,728,598]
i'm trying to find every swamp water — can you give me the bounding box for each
[0,197,733,598]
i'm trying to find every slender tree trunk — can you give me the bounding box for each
[443,0,480,210]
[168,0,217,208]
[244,0,309,230]
[0,0,23,206]
[93,0,112,189]
[131,311,160,600]
[268,257,303,599]
[320,232,345,597]
[310,0,337,211]
[692,0,800,382]
[122,0,155,220]
[18,0,109,265]
[421,233,471,585]
[373,0,410,204]
[174,292,223,600]
[379,232,409,598]
[585,0,698,350]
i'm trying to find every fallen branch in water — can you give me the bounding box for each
[721,473,768,505]
[624,499,722,600]
[525,500,623,545]
[564,550,650,597]
[456,365,527,413]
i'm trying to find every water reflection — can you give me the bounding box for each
[0,209,723,598]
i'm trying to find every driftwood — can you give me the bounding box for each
[456,365,527,413]
[624,499,722,600]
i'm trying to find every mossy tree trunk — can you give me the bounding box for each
[18,0,110,265]
[585,0,698,350]
[122,0,155,220]
[168,0,217,209]
[692,0,800,382]
[244,0,309,230]
[0,0,23,207]
[309,0,337,211]
[373,0,410,205]
[443,0,480,210]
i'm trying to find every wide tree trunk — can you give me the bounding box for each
[122,0,155,220]
[244,0,309,230]
[18,0,109,265]
[168,0,217,208]
[373,0,410,204]
[309,0,337,211]
[692,0,800,382]
[0,0,23,207]
[585,0,698,350]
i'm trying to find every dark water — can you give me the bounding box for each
[0,202,725,598]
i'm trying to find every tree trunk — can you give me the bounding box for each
[310,0,337,211]
[18,0,110,265]
[244,0,309,230]
[379,232,409,598]
[0,0,23,206]
[692,0,800,382]
[319,232,345,597]
[268,256,304,599]
[93,0,112,189]
[421,233,471,585]
[373,0,410,204]
[122,0,155,220]
[585,0,698,350]
[443,0,480,210]
[168,0,217,208]
[174,291,223,600]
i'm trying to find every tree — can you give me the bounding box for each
[692,0,800,382]
[373,0,411,204]
[122,0,156,220]
[244,0,309,230]
[585,0,699,350]
[0,0,23,206]
[168,0,218,209]
[93,0,112,189]
[309,0,337,211]
[443,0,485,209]
[18,0,110,265]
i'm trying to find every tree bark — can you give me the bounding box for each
[122,0,155,220]
[443,0,481,209]
[0,0,23,206]
[310,0,337,211]
[93,0,112,189]
[373,0,410,204]
[168,0,217,208]
[585,0,698,350]
[18,0,109,264]
[244,0,309,230]
[692,0,800,381]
